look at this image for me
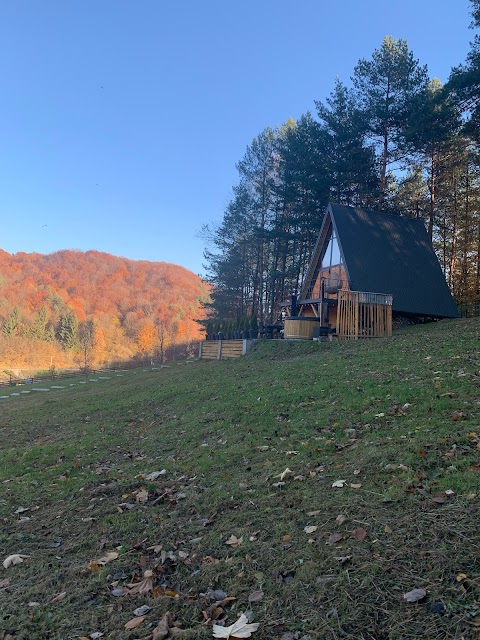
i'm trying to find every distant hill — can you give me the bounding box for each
[0,249,209,370]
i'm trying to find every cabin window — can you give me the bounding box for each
[322,229,341,269]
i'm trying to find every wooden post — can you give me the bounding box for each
[198,341,203,358]
[217,340,222,360]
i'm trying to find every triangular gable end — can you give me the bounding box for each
[299,203,351,301]
[300,202,458,318]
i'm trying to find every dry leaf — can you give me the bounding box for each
[3,554,30,568]
[125,615,145,630]
[384,525,392,534]
[306,510,321,516]
[126,569,154,595]
[248,590,264,603]
[51,591,67,603]
[0,578,11,588]
[225,535,243,547]
[275,468,293,481]
[152,613,175,640]
[281,534,292,542]
[304,525,317,534]
[145,470,166,480]
[335,555,351,564]
[350,483,362,489]
[335,514,348,525]
[135,488,149,503]
[272,481,285,488]
[328,533,343,544]
[331,480,346,488]
[353,528,367,541]
[212,613,260,638]
[403,588,427,603]
[133,605,151,616]
[87,551,118,571]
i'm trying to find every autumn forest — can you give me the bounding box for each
[0,249,209,373]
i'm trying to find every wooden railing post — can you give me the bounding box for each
[217,340,222,360]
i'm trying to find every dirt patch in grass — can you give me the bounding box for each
[1,318,480,639]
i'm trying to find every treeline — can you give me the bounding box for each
[0,249,209,369]
[203,1,480,324]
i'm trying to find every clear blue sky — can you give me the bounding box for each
[0,0,473,276]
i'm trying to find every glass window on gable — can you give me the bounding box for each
[322,229,341,269]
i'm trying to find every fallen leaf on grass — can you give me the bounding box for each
[87,551,119,571]
[352,528,367,541]
[332,480,346,488]
[125,615,145,630]
[135,488,149,503]
[350,483,362,489]
[248,590,264,603]
[304,526,317,534]
[14,506,29,514]
[0,578,10,589]
[212,613,259,638]
[384,525,392,534]
[335,555,351,564]
[274,468,293,481]
[133,605,151,616]
[3,554,30,568]
[51,591,67,603]
[403,588,427,603]
[126,570,154,595]
[145,470,167,480]
[335,514,348,525]
[152,613,177,639]
[328,533,344,544]
[225,535,243,547]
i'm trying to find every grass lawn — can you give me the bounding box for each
[0,318,479,640]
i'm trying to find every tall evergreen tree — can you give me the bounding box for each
[353,36,429,209]
[316,79,378,207]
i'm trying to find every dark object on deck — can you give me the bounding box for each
[291,294,298,317]
[312,326,335,338]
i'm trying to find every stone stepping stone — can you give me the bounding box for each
[0,396,9,399]
[21,391,31,394]
[98,376,111,379]
[51,385,65,389]
[89,379,98,382]
[10,393,20,396]
[79,381,87,384]
[32,388,50,392]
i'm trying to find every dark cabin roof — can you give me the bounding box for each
[328,203,458,318]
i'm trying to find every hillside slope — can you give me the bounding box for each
[0,249,209,369]
[0,318,479,639]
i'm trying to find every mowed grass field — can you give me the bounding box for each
[0,318,479,640]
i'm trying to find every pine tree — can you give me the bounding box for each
[353,36,428,209]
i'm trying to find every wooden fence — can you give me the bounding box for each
[198,339,253,360]
[337,290,393,339]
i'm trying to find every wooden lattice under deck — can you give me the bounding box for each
[336,290,393,339]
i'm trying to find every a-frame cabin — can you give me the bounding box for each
[284,203,458,339]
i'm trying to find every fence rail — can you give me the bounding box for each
[457,301,480,318]
[198,339,253,360]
